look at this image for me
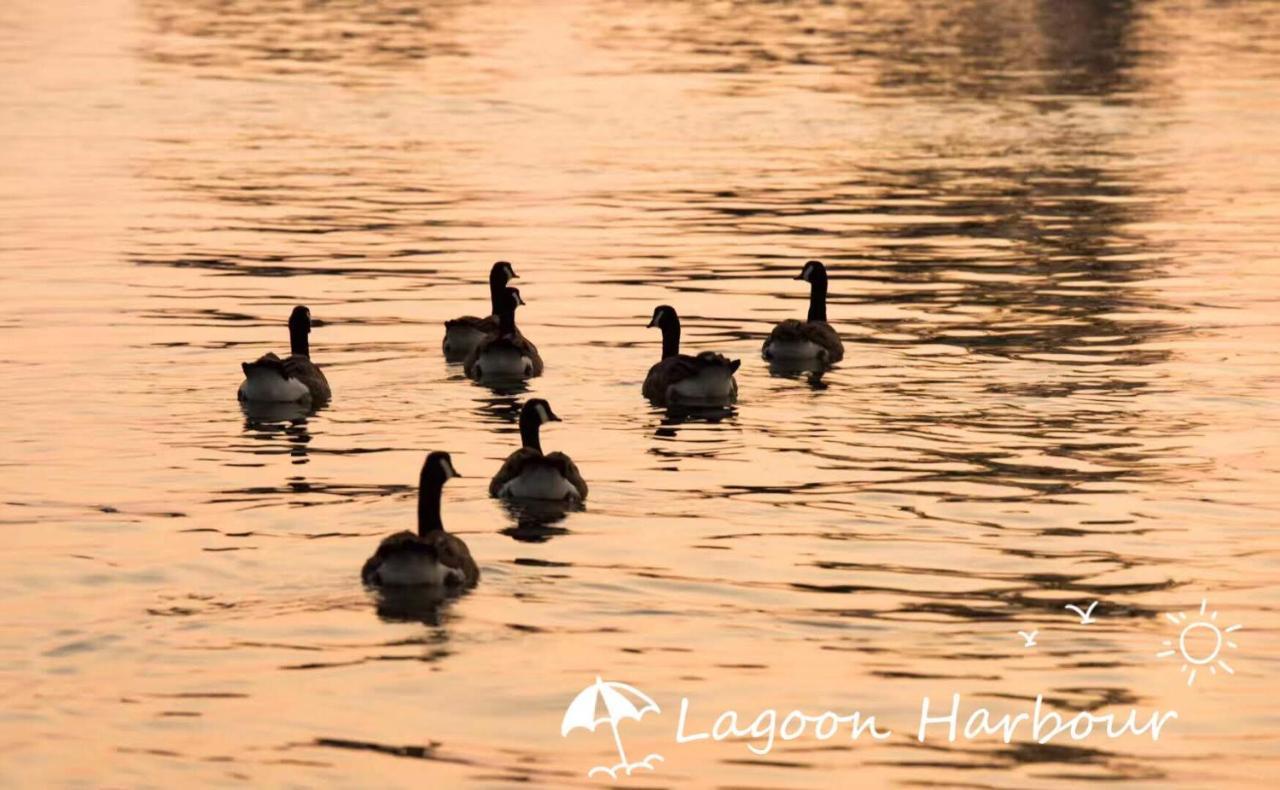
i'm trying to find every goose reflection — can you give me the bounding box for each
[766,358,830,389]
[498,498,575,544]
[653,404,736,439]
[368,586,455,627]
[240,398,315,425]
[471,392,523,426]
[468,377,531,398]
[239,401,319,464]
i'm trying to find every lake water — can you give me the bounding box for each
[2,0,1279,786]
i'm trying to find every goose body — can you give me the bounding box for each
[465,287,544,381]
[238,306,331,402]
[468,340,540,379]
[443,261,518,361]
[489,400,588,502]
[361,452,478,589]
[762,260,844,365]
[642,305,740,406]
[362,532,472,586]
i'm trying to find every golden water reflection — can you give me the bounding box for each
[1,0,1278,786]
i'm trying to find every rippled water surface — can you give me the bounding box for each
[3,0,1280,786]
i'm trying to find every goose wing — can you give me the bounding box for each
[242,352,289,378]
[763,319,844,363]
[800,321,843,363]
[544,452,588,501]
[445,315,497,333]
[425,531,479,586]
[489,447,544,497]
[642,354,700,401]
[283,355,332,400]
[692,350,740,371]
[765,319,817,346]
[463,331,544,377]
[361,530,432,583]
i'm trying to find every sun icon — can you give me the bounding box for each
[1156,598,1242,687]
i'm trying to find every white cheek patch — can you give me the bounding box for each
[536,402,551,422]
[442,458,458,478]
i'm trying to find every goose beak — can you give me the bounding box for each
[647,316,658,328]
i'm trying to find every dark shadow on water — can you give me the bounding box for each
[655,404,737,437]
[239,398,318,426]
[471,392,523,426]
[498,498,577,543]
[367,585,462,626]
[468,376,531,397]
[766,359,830,389]
[239,400,322,465]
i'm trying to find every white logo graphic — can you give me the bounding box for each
[561,677,664,779]
[1065,601,1100,624]
[1017,630,1038,647]
[1156,598,1242,686]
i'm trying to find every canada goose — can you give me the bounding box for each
[762,260,844,364]
[464,287,544,380]
[238,306,331,403]
[361,451,479,588]
[443,261,518,361]
[642,305,740,406]
[489,399,588,502]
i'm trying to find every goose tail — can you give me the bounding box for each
[238,358,310,402]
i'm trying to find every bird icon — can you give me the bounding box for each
[1018,630,1038,647]
[1065,601,1100,624]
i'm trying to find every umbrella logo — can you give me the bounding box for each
[561,677,664,779]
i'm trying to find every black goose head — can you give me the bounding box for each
[522,398,561,425]
[288,305,313,357]
[489,261,519,287]
[519,398,561,452]
[648,304,681,359]
[647,304,679,329]
[795,259,827,284]
[796,260,829,323]
[423,450,461,483]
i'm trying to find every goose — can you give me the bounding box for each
[489,399,588,502]
[762,260,844,364]
[642,305,740,406]
[443,261,518,361]
[361,451,479,588]
[464,287,544,381]
[238,305,331,403]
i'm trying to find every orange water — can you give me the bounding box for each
[2,0,1279,786]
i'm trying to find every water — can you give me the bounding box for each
[2,0,1279,785]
